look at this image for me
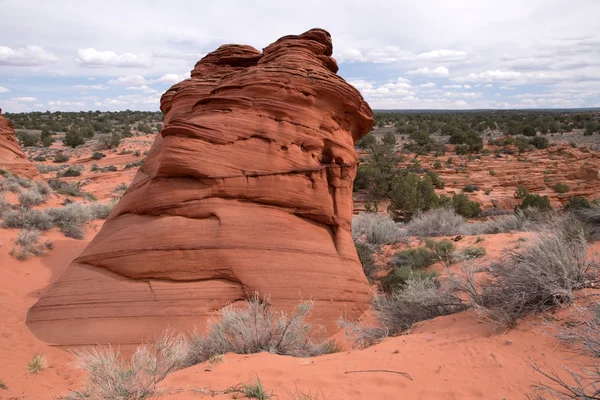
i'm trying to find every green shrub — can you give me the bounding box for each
[425,170,445,189]
[565,197,592,211]
[390,247,436,270]
[519,194,552,211]
[553,182,569,194]
[388,173,439,221]
[514,186,529,199]
[462,183,478,193]
[433,160,442,169]
[452,193,481,218]
[424,238,455,262]
[381,267,438,293]
[91,152,106,160]
[63,129,85,148]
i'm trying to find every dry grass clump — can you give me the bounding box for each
[341,277,466,347]
[352,212,408,245]
[573,203,600,241]
[405,208,466,237]
[65,332,188,400]
[27,354,48,374]
[186,296,336,366]
[452,225,596,330]
[9,229,53,261]
[46,203,93,239]
[531,305,600,399]
[87,201,114,220]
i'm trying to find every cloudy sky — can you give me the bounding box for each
[1,0,599,112]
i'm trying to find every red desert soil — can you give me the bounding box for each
[0,229,597,399]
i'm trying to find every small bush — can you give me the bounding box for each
[514,186,529,199]
[381,266,438,293]
[100,165,118,172]
[18,189,46,208]
[88,202,114,220]
[406,208,466,237]
[1,208,54,230]
[68,332,188,400]
[241,379,272,400]
[390,247,436,270]
[352,213,407,245]
[9,229,52,261]
[462,183,478,193]
[455,225,594,329]
[27,354,48,374]
[53,152,70,163]
[91,152,106,160]
[433,160,442,169]
[186,296,335,366]
[424,238,455,262]
[426,170,445,189]
[565,196,592,211]
[452,193,481,218]
[489,170,496,176]
[452,246,486,262]
[46,203,93,239]
[57,165,84,178]
[373,277,466,336]
[573,204,600,241]
[553,182,570,194]
[125,159,144,169]
[519,194,552,211]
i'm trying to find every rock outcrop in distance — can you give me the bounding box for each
[0,109,41,179]
[27,28,374,347]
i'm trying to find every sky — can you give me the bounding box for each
[1,0,599,113]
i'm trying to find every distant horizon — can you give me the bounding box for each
[1,0,599,112]
[4,107,600,115]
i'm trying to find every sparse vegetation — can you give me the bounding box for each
[9,229,52,261]
[66,332,188,400]
[186,296,336,366]
[27,354,48,374]
[352,212,407,245]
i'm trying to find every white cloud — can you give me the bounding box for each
[0,45,57,66]
[74,84,108,90]
[456,70,522,82]
[154,73,190,84]
[11,96,37,102]
[406,66,449,77]
[108,75,148,86]
[415,50,467,61]
[0,86,10,93]
[484,84,493,88]
[125,85,157,93]
[77,48,153,68]
[420,82,436,88]
[443,84,462,89]
[153,50,205,61]
[444,92,483,98]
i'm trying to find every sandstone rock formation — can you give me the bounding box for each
[27,29,374,347]
[0,109,41,179]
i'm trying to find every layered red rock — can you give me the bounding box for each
[27,29,374,347]
[0,109,41,179]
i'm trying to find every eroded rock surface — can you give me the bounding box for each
[27,29,373,347]
[0,110,41,179]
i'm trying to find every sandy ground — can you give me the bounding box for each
[0,227,597,399]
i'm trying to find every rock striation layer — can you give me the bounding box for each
[0,109,41,179]
[27,29,374,347]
